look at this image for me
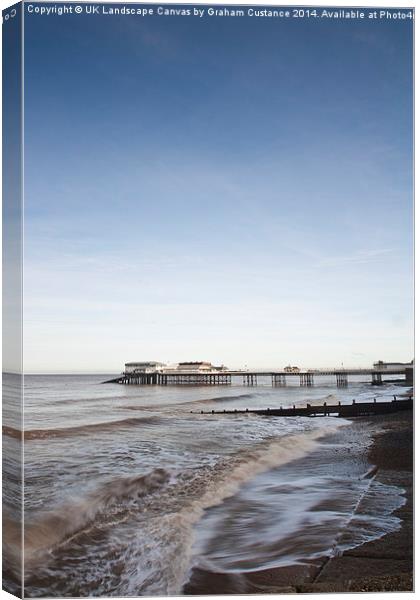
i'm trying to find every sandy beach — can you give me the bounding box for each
[184,410,413,595]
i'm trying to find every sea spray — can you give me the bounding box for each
[5,468,170,580]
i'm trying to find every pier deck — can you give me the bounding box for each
[103,367,412,387]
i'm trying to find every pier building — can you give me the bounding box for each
[373,360,413,371]
[176,361,215,372]
[124,361,166,374]
[284,365,300,373]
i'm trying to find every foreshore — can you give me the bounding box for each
[184,410,413,594]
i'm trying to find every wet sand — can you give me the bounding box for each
[184,410,413,594]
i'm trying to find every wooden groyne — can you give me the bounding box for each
[191,397,413,418]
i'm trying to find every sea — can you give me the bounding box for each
[3,374,407,597]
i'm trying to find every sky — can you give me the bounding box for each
[23,4,413,372]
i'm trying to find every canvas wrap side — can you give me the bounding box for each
[3,2,24,597]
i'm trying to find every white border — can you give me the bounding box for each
[0,1,415,600]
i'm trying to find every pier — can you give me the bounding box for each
[111,372,232,385]
[103,367,412,387]
[192,396,413,419]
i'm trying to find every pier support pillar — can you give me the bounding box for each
[336,373,348,387]
[272,374,286,386]
[300,373,314,386]
[405,368,413,385]
[372,373,383,386]
[245,374,257,385]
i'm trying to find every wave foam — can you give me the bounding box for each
[5,468,169,579]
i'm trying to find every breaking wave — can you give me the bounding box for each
[5,468,170,578]
[110,424,346,595]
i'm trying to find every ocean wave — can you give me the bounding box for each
[3,416,162,440]
[4,468,170,578]
[196,393,254,405]
[49,395,126,406]
[16,423,346,595]
[116,423,346,595]
[320,393,340,403]
[122,393,254,411]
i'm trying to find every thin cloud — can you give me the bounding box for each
[316,248,393,268]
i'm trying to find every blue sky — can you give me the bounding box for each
[23,6,413,372]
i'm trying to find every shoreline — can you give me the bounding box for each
[184,410,413,595]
